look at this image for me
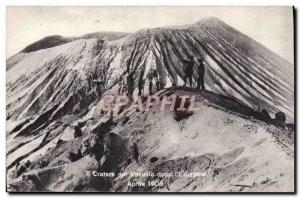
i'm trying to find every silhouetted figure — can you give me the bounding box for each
[197,58,205,90]
[138,77,144,96]
[133,142,139,163]
[158,74,165,90]
[153,70,160,91]
[149,77,153,94]
[121,78,127,94]
[147,69,157,95]
[183,56,194,87]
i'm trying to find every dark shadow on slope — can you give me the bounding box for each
[160,86,293,127]
[21,32,129,54]
[21,35,74,53]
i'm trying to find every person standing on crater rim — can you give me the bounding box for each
[153,69,160,91]
[138,74,144,96]
[197,57,205,90]
[183,56,194,87]
[147,68,158,95]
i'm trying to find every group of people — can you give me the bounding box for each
[141,56,206,95]
[117,55,206,96]
[183,56,205,90]
[138,69,160,95]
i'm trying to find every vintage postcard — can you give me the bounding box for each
[6,6,295,193]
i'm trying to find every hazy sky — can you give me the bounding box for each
[6,6,294,63]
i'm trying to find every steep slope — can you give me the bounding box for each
[6,17,294,127]
[6,88,294,192]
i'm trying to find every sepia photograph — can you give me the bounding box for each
[6,6,295,192]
